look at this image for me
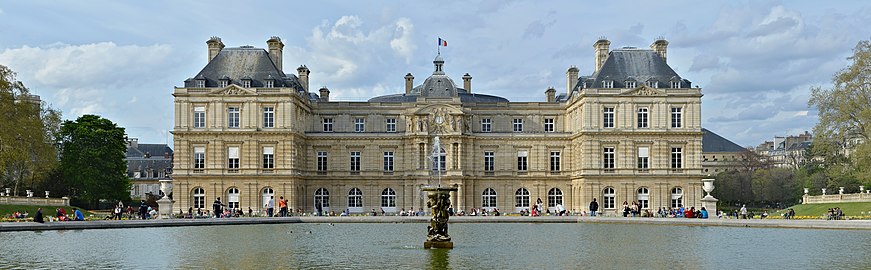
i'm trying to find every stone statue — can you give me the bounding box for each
[422,185,457,249]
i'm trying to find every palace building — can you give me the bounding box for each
[171,36,705,215]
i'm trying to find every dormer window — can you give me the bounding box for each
[671,81,681,89]
[625,81,636,88]
[646,81,658,88]
[196,79,205,88]
[603,80,613,88]
[219,76,229,88]
[265,80,274,88]
[242,79,252,88]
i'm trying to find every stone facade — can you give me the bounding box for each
[172,37,706,216]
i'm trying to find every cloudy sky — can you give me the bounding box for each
[1,1,869,147]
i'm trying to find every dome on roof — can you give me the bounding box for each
[434,54,444,63]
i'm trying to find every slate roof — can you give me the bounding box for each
[369,92,509,103]
[369,55,509,103]
[576,48,692,91]
[125,143,173,178]
[183,46,305,92]
[702,128,746,152]
[126,144,173,158]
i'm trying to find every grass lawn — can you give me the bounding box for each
[774,201,871,218]
[0,204,100,221]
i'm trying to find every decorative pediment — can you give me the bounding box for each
[621,86,665,97]
[210,85,257,96]
[410,104,467,134]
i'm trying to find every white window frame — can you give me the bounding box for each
[314,188,330,209]
[603,187,616,209]
[317,151,328,172]
[603,80,613,88]
[383,151,394,172]
[481,118,492,132]
[262,146,274,169]
[323,118,333,132]
[196,80,205,88]
[193,187,205,209]
[484,151,495,172]
[381,188,396,208]
[265,80,274,88]
[193,106,206,128]
[671,147,683,169]
[517,151,528,171]
[513,118,523,132]
[671,187,683,208]
[227,188,240,209]
[483,188,497,209]
[228,147,240,169]
[193,147,205,169]
[354,118,365,133]
[544,118,554,132]
[515,188,530,208]
[348,188,363,209]
[350,151,361,172]
[671,81,681,89]
[637,147,649,169]
[242,80,251,88]
[603,147,615,169]
[637,187,650,209]
[637,107,648,128]
[550,151,561,172]
[671,107,683,128]
[386,118,396,133]
[548,188,563,208]
[646,81,658,88]
[625,81,636,88]
[263,107,274,128]
[227,106,240,128]
[603,107,615,128]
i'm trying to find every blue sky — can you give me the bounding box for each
[1,1,869,147]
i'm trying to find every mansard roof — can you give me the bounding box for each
[183,46,304,91]
[577,48,692,91]
[368,55,509,103]
[702,128,746,153]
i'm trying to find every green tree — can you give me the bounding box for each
[751,168,801,205]
[59,115,129,208]
[809,39,871,186]
[0,64,61,196]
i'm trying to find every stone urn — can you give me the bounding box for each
[701,178,715,198]
[45,191,50,198]
[861,186,865,193]
[803,188,809,195]
[700,179,718,215]
[4,188,9,196]
[26,190,32,197]
[839,187,845,195]
[422,185,458,249]
[822,188,827,195]
[156,179,174,219]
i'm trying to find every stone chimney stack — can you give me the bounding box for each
[297,65,310,92]
[462,73,472,93]
[319,87,330,102]
[207,36,225,62]
[650,38,668,62]
[545,87,556,102]
[404,73,414,94]
[594,38,611,73]
[566,66,579,93]
[267,36,285,72]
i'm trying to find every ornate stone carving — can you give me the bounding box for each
[423,185,457,248]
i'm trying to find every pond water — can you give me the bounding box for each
[0,223,869,269]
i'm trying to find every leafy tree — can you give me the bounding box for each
[712,170,753,204]
[809,39,871,186]
[0,65,61,196]
[59,115,129,208]
[752,168,800,205]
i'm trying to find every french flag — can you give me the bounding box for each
[438,38,448,47]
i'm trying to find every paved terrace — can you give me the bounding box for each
[3,216,871,232]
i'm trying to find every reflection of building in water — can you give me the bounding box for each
[172,36,706,215]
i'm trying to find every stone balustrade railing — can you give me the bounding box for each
[803,193,871,204]
[0,196,70,206]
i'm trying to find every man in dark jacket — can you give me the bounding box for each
[34,208,44,223]
[589,198,599,216]
[139,200,148,220]
[213,197,224,218]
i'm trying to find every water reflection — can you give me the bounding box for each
[428,248,450,270]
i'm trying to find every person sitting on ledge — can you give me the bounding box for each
[73,208,84,221]
[34,208,44,223]
[699,207,709,219]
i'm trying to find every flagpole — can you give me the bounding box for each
[437,37,440,55]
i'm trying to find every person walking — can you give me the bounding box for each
[266,196,275,217]
[213,197,224,218]
[740,204,748,219]
[589,198,599,216]
[138,201,148,220]
[279,196,288,217]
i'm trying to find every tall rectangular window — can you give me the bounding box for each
[228,147,240,169]
[263,107,274,128]
[484,151,495,171]
[227,106,240,128]
[671,107,682,128]
[671,81,681,88]
[603,147,615,169]
[323,118,333,132]
[637,107,648,128]
[193,106,205,128]
[242,80,251,88]
[386,118,396,132]
[603,80,613,88]
[513,119,523,132]
[196,80,205,88]
[481,118,492,132]
[544,118,554,132]
[637,147,649,169]
[517,151,528,171]
[350,151,361,172]
[265,80,274,88]
[317,151,328,172]
[262,146,274,169]
[603,107,615,128]
[355,118,365,132]
[220,80,228,88]
[383,151,394,172]
[193,147,205,169]
[550,151,561,172]
[671,147,683,169]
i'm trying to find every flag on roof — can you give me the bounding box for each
[438,37,448,47]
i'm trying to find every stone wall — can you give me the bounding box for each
[803,192,871,204]
[0,196,70,206]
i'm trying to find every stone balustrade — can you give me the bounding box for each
[0,196,70,206]
[803,192,871,204]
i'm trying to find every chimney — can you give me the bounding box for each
[297,65,310,92]
[267,36,284,72]
[650,38,668,62]
[566,66,579,93]
[545,87,556,102]
[404,73,414,94]
[206,36,225,62]
[127,138,139,149]
[319,87,330,102]
[462,73,472,93]
[594,38,611,73]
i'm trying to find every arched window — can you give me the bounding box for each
[348,188,363,209]
[227,187,240,209]
[315,188,330,210]
[381,188,396,208]
[262,187,274,209]
[192,187,205,209]
[431,147,446,173]
[671,187,683,208]
[548,188,563,207]
[603,187,616,209]
[515,188,530,208]
[637,187,649,209]
[482,188,497,208]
